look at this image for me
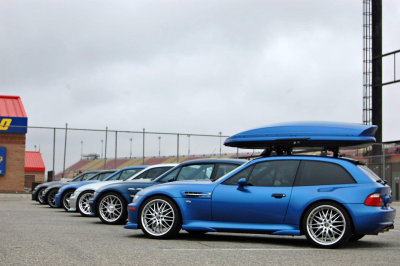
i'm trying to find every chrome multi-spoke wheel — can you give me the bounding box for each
[47,189,58,208]
[78,191,94,217]
[139,196,182,239]
[98,193,126,224]
[303,202,352,248]
[37,188,46,204]
[62,190,74,211]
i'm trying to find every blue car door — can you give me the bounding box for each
[212,160,300,224]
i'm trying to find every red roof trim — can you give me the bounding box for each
[0,95,27,118]
[25,151,45,172]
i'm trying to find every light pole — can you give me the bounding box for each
[130,138,132,158]
[158,136,161,158]
[187,135,190,157]
[219,132,222,157]
[34,145,37,151]
[101,140,103,159]
[81,141,83,160]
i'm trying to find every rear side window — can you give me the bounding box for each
[295,161,356,186]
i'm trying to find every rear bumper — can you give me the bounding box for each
[345,204,396,235]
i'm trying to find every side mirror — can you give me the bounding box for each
[167,177,174,182]
[237,178,246,191]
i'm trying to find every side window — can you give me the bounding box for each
[295,161,356,186]
[118,169,142,181]
[176,164,214,181]
[247,161,299,187]
[214,164,241,179]
[222,166,253,185]
[158,168,181,183]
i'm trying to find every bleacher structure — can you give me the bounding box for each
[57,143,400,180]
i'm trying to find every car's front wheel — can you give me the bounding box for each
[78,190,94,217]
[139,196,182,239]
[37,188,47,204]
[97,192,127,225]
[47,189,58,208]
[61,190,75,211]
[302,202,352,248]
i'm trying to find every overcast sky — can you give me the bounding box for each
[1,0,400,172]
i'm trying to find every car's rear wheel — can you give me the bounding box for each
[302,202,352,248]
[37,188,47,204]
[98,192,127,225]
[61,190,74,211]
[47,189,58,208]
[78,190,94,217]
[139,196,182,239]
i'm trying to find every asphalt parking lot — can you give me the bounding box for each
[1,195,400,266]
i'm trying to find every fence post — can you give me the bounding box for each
[382,143,386,181]
[177,134,179,163]
[143,128,145,165]
[115,131,118,169]
[62,123,68,179]
[53,128,56,173]
[104,127,108,169]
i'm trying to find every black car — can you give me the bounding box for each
[31,170,100,204]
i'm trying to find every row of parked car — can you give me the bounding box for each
[32,122,396,249]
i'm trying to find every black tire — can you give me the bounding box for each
[186,230,207,235]
[349,234,365,242]
[47,189,59,208]
[139,196,182,239]
[61,190,75,211]
[77,190,94,217]
[97,192,127,225]
[37,188,47,204]
[302,201,352,249]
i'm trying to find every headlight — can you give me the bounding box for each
[132,195,140,203]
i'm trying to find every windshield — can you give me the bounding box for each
[108,169,144,181]
[213,160,251,182]
[89,171,115,181]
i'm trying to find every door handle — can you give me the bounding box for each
[272,193,286,198]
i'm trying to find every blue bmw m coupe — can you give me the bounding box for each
[124,122,396,248]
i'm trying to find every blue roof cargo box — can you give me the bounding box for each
[224,121,377,150]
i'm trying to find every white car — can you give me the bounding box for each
[69,164,177,216]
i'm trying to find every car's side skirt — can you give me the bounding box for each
[182,221,301,235]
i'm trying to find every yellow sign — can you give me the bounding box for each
[0,118,12,130]
[0,156,3,163]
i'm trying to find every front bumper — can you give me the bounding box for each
[54,193,62,207]
[68,195,77,212]
[88,198,97,217]
[31,191,37,201]
[124,222,139,229]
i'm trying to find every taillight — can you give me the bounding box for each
[364,193,383,206]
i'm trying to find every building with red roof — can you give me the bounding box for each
[24,151,45,188]
[0,95,30,192]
